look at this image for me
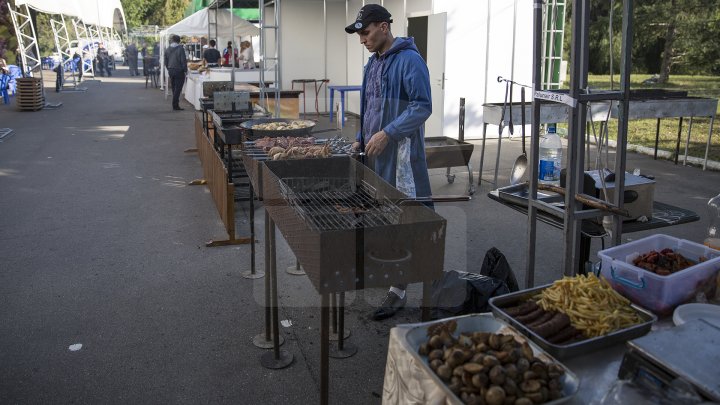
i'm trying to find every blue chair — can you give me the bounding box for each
[1,73,9,104]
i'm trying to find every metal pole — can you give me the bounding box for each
[320,293,329,405]
[231,0,235,84]
[527,0,544,288]
[611,0,634,246]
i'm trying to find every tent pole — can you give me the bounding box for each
[231,0,235,84]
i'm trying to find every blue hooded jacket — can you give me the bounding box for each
[357,37,432,198]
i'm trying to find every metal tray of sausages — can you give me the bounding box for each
[489,285,657,359]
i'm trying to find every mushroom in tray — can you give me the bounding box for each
[418,319,566,404]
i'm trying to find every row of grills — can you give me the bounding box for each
[204,101,448,293]
[203,89,467,404]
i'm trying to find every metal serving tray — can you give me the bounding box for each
[424,136,474,169]
[496,183,565,208]
[401,313,579,404]
[489,285,657,359]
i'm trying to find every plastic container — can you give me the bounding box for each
[539,124,562,185]
[598,234,720,315]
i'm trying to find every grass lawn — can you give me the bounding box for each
[566,74,720,163]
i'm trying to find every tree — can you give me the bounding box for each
[568,0,720,80]
[120,0,190,28]
[0,0,19,64]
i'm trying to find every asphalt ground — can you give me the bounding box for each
[1,67,718,404]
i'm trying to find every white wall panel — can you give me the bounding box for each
[345,0,365,116]
[326,1,348,114]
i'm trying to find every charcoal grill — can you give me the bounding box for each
[262,156,447,294]
[258,156,447,404]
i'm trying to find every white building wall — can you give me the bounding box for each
[326,1,348,115]
[278,0,328,115]
[274,0,532,135]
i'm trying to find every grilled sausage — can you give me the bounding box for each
[530,312,571,338]
[515,306,545,324]
[547,326,580,344]
[527,311,555,328]
[503,300,538,317]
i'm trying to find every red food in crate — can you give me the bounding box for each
[631,248,704,276]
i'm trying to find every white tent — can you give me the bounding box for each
[160,8,259,38]
[14,0,126,30]
[159,8,259,91]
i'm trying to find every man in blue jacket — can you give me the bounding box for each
[347,4,433,321]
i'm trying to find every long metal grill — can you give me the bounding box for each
[279,177,402,231]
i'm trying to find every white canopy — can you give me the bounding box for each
[14,0,126,30]
[159,8,260,92]
[161,8,259,38]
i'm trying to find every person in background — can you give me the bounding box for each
[164,34,187,111]
[126,42,139,76]
[72,51,82,82]
[222,41,238,67]
[141,43,147,58]
[202,39,221,68]
[346,4,433,321]
[153,43,160,58]
[0,58,9,75]
[239,41,254,69]
[96,44,107,77]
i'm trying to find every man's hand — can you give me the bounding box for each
[352,141,361,151]
[365,130,389,157]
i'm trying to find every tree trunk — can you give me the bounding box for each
[658,0,677,84]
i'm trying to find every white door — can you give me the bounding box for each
[425,12,447,137]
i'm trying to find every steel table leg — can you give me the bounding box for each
[242,183,263,280]
[683,117,694,166]
[654,118,661,160]
[478,123,488,186]
[493,128,503,188]
[674,117,684,165]
[260,218,293,369]
[329,292,357,358]
[320,293,330,405]
[703,116,715,170]
[328,89,335,123]
[253,211,281,348]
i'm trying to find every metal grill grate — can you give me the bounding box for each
[279,177,402,231]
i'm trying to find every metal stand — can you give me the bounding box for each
[526,0,634,281]
[286,259,305,276]
[329,292,357,358]
[254,211,283,349]
[242,182,264,279]
[260,216,293,368]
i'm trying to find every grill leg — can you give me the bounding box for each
[242,183,264,280]
[261,218,293,369]
[287,258,306,275]
[253,210,281,348]
[321,293,330,405]
[329,292,357,359]
[422,281,432,322]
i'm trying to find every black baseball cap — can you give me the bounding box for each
[345,4,393,34]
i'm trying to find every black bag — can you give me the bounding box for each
[480,247,520,293]
[429,248,519,320]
